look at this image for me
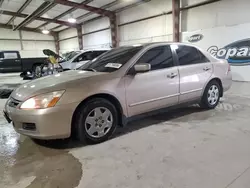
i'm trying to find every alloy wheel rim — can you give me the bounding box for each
[207,85,219,105]
[85,107,113,138]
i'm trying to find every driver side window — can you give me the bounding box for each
[136,45,174,71]
[73,52,96,63]
[73,54,86,63]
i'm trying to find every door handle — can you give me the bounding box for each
[167,72,178,79]
[203,67,211,71]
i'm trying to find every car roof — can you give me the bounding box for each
[80,48,111,52]
[123,42,209,53]
[0,50,19,53]
[117,42,199,48]
[114,42,214,61]
[142,42,201,47]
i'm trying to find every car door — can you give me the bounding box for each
[71,52,88,69]
[173,44,212,103]
[1,51,21,72]
[124,45,180,117]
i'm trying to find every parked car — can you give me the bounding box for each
[61,51,75,61]
[0,51,46,73]
[59,51,80,64]
[59,49,109,70]
[20,49,64,80]
[3,43,232,144]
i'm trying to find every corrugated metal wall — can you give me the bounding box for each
[0,28,55,57]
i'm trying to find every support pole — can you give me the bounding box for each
[109,14,118,48]
[18,30,24,50]
[172,0,180,42]
[53,32,60,54]
[77,25,83,50]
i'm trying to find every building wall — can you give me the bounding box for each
[119,0,173,45]
[57,0,250,81]
[182,0,250,81]
[82,17,111,49]
[119,15,172,46]
[59,28,78,54]
[0,28,55,58]
[57,0,209,50]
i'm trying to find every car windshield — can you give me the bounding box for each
[65,51,81,61]
[79,46,143,72]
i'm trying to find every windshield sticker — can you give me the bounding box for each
[105,63,122,69]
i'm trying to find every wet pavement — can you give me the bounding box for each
[0,73,24,85]
[0,100,82,188]
[0,73,25,99]
[0,81,250,188]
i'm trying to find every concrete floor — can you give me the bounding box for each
[0,80,250,188]
[0,73,25,85]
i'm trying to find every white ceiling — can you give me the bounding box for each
[0,0,146,32]
[21,0,44,15]
[46,23,61,30]
[0,14,12,23]
[41,4,72,19]
[1,0,27,12]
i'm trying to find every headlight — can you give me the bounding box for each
[20,90,65,109]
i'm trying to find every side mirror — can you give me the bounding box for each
[128,63,151,75]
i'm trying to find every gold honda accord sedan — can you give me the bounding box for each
[3,43,232,143]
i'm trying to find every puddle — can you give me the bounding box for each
[0,120,82,188]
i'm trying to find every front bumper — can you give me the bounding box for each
[4,102,79,140]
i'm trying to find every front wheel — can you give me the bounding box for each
[33,65,42,78]
[200,80,221,109]
[75,98,118,144]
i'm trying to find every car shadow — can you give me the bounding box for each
[114,105,205,139]
[34,105,205,150]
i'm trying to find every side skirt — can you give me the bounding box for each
[121,98,201,126]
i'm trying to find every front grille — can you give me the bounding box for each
[8,98,21,108]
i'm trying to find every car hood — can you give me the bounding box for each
[12,70,106,101]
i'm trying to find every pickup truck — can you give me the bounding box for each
[0,51,46,73]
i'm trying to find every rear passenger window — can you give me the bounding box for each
[74,53,91,62]
[175,45,209,66]
[3,52,18,59]
[137,46,174,71]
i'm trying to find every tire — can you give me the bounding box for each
[33,65,42,78]
[200,80,221,109]
[74,98,118,144]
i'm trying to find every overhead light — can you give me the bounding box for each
[68,17,76,23]
[42,29,50,34]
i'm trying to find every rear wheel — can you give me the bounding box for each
[200,80,221,109]
[74,98,118,144]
